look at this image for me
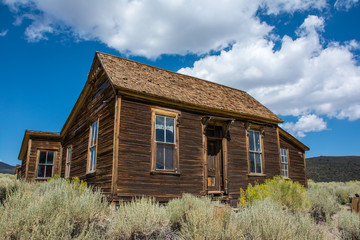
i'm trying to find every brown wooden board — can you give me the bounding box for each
[61,70,116,198]
[279,134,307,186]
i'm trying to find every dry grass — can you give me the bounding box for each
[0,174,359,239]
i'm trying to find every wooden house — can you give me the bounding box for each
[18,52,309,204]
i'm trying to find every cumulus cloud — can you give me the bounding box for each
[334,0,359,11]
[179,15,360,124]
[280,114,327,137]
[0,30,8,37]
[260,0,326,14]
[2,0,326,58]
[2,0,357,137]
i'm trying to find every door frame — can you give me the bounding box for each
[202,117,233,195]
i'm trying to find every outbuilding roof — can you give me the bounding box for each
[96,52,283,124]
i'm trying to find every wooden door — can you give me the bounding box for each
[207,139,223,192]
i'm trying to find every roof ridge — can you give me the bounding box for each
[96,51,248,94]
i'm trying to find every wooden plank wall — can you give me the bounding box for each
[20,150,27,179]
[116,98,204,201]
[25,139,61,181]
[61,70,115,197]
[279,135,307,186]
[227,124,281,198]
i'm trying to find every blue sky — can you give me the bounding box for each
[0,0,359,166]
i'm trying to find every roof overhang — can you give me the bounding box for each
[115,87,282,125]
[279,127,309,151]
[18,130,60,161]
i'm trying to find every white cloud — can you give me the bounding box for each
[179,15,360,125]
[334,0,359,11]
[3,0,356,137]
[280,114,327,137]
[3,0,326,58]
[260,0,326,14]
[0,30,9,37]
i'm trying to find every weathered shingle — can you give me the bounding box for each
[97,52,283,123]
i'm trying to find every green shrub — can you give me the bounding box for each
[337,209,360,239]
[307,182,340,223]
[0,177,109,239]
[239,176,310,211]
[0,174,19,204]
[109,197,170,239]
[266,176,310,211]
[167,194,243,239]
[310,181,360,205]
[235,198,326,240]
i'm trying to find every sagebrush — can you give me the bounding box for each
[0,174,358,239]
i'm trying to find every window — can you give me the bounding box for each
[155,115,175,170]
[280,148,289,178]
[37,151,54,178]
[151,108,179,173]
[88,120,98,172]
[65,146,72,178]
[248,130,263,174]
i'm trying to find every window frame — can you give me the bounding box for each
[65,146,72,178]
[36,150,55,179]
[247,129,265,175]
[151,108,180,174]
[280,148,289,178]
[87,120,99,173]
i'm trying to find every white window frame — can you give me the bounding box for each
[248,130,263,174]
[65,146,72,178]
[88,120,99,173]
[37,150,55,178]
[281,148,289,178]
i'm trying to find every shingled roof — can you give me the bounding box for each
[96,52,283,123]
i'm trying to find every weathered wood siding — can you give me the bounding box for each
[61,70,115,196]
[279,135,307,186]
[227,124,281,198]
[116,98,204,200]
[25,139,61,181]
[20,150,27,179]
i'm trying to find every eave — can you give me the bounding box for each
[18,130,60,160]
[279,127,310,151]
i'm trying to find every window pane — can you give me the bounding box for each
[37,165,45,178]
[250,152,255,173]
[165,117,174,143]
[47,152,54,164]
[155,115,165,142]
[90,147,96,171]
[39,151,46,164]
[156,144,165,169]
[67,148,72,163]
[93,121,98,144]
[255,153,262,173]
[165,145,174,170]
[255,131,261,152]
[91,121,98,146]
[45,165,53,178]
[249,131,254,151]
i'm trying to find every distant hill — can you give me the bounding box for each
[306,156,360,182]
[0,162,16,174]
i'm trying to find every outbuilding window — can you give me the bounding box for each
[151,108,179,173]
[280,148,289,178]
[248,130,263,174]
[88,120,98,172]
[65,146,72,178]
[37,151,54,178]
